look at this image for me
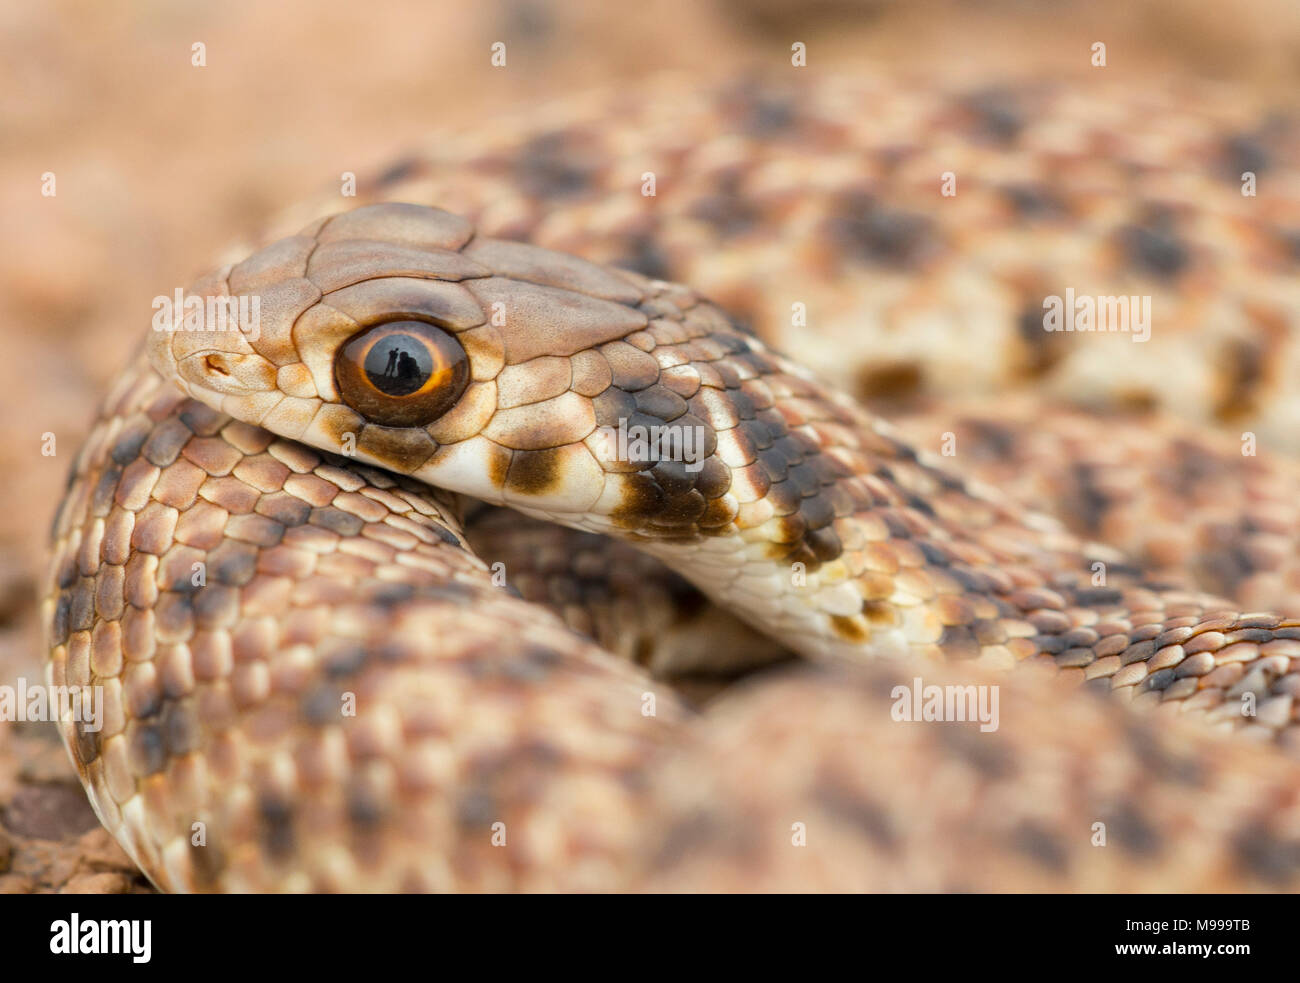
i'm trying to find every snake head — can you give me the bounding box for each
[149,203,756,532]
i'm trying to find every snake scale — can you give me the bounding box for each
[42,72,1300,892]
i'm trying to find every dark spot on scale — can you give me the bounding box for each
[653,811,736,867]
[1061,463,1111,538]
[91,463,124,516]
[826,193,937,268]
[918,540,950,567]
[1281,228,1300,263]
[721,78,799,137]
[963,419,1019,461]
[1232,822,1300,885]
[746,93,797,134]
[1105,803,1162,857]
[939,625,981,660]
[963,88,1025,143]
[168,574,203,596]
[815,785,896,847]
[1017,304,1066,377]
[127,722,166,776]
[301,684,342,726]
[1010,822,1069,873]
[505,447,564,497]
[161,700,200,756]
[207,541,258,586]
[616,235,673,281]
[429,524,462,548]
[500,0,554,45]
[109,426,149,466]
[1221,131,1272,178]
[1124,720,1205,787]
[73,719,100,766]
[903,493,936,517]
[347,786,387,829]
[515,131,596,200]
[50,593,70,645]
[1000,183,1065,219]
[310,506,365,537]
[258,795,295,860]
[1119,209,1190,278]
[455,790,497,828]
[370,582,415,608]
[323,643,367,678]
[936,726,1015,779]
[374,156,425,187]
[690,175,760,238]
[141,419,192,468]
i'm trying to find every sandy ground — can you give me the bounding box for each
[2,0,1298,892]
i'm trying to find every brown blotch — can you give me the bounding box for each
[610,472,667,526]
[830,614,868,642]
[488,446,511,488]
[856,362,923,403]
[187,834,226,890]
[505,447,565,497]
[1212,337,1264,424]
[355,425,438,474]
[1016,304,1067,377]
[860,600,895,627]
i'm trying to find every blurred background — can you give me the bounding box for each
[2,0,1299,891]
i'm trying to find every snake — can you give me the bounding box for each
[41,72,1300,892]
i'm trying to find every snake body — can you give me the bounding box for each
[43,73,1300,891]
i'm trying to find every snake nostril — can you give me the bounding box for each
[204,354,230,377]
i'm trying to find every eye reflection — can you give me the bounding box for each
[365,334,433,396]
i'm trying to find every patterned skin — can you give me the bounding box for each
[148,204,1300,740]
[43,73,1300,891]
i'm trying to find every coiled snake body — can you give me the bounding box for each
[43,74,1300,891]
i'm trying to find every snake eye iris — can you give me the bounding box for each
[335,321,470,427]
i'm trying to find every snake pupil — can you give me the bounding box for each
[363,334,433,396]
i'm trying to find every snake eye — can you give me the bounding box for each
[335,321,470,427]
